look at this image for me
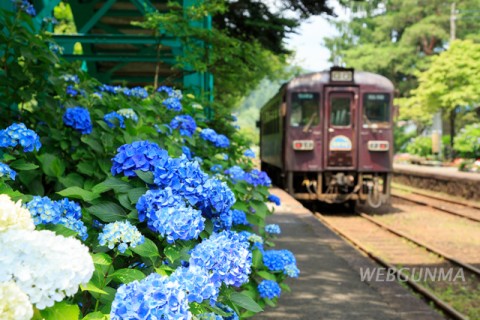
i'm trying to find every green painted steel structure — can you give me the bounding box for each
[3,0,213,101]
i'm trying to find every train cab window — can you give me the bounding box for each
[363,93,390,125]
[330,97,351,127]
[290,92,320,127]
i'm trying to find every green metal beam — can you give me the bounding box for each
[79,0,117,33]
[62,54,175,63]
[130,0,157,14]
[53,34,180,47]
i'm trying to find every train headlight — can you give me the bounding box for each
[293,140,314,151]
[368,140,389,151]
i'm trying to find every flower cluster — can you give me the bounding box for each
[225,166,272,187]
[98,221,145,253]
[163,97,182,111]
[200,128,230,148]
[13,0,36,16]
[0,195,34,232]
[0,229,94,309]
[25,196,88,240]
[189,231,252,287]
[0,281,33,320]
[104,111,125,129]
[231,209,250,226]
[268,194,281,206]
[263,249,299,277]
[123,87,148,99]
[258,280,281,299]
[63,107,93,134]
[117,108,139,122]
[244,149,255,158]
[170,115,197,137]
[170,266,218,303]
[157,86,182,99]
[62,74,79,83]
[265,224,281,235]
[111,140,168,177]
[66,85,79,97]
[111,273,190,320]
[0,123,41,152]
[0,162,16,180]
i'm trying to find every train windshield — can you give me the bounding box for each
[290,92,320,127]
[363,93,390,125]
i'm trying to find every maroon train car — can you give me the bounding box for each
[259,67,394,207]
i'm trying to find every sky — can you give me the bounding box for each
[284,1,350,72]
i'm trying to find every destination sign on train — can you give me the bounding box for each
[330,69,354,82]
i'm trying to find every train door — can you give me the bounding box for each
[324,88,358,169]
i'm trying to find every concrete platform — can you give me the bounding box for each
[394,163,480,182]
[255,188,444,320]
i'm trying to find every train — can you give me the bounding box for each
[258,67,394,208]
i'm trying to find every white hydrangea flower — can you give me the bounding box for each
[0,194,34,232]
[0,281,33,320]
[0,229,94,309]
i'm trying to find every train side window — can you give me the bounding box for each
[290,92,320,127]
[363,93,390,125]
[330,97,351,127]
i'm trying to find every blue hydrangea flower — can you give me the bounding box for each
[117,108,139,122]
[163,97,182,111]
[182,146,192,160]
[13,0,36,16]
[99,84,123,94]
[224,166,245,183]
[197,313,222,320]
[244,149,255,158]
[98,220,145,253]
[144,200,205,243]
[212,210,233,232]
[169,266,218,303]
[157,85,174,96]
[63,107,93,134]
[201,178,236,216]
[284,263,300,278]
[104,111,125,129]
[210,164,222,173]
[263,249,298,274]
[137,188,183,223]
[231,209,249,226]
[25,196,88,240]
[170,115,197,137]
[265,224,281,235]
[268,194,281,206]
[200,128,230,148]
[66,85,78,97]
[111,273,190,320]
[189,231,252,287]
[244,169,271,187]
[0,162,16,180]
[0,123,41,152]
[123,86,148,99]
[111,140,168,177]
[258,280,281,299]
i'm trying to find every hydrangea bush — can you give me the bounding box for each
[0,4,299,320]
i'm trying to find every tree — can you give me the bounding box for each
[403,40,480,149]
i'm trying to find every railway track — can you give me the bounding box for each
[315,209,480,320]
[391,186,480,223]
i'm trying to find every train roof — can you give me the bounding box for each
[287,70,394,91]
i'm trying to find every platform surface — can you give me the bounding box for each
[394,163,480,182]
[254,188,444,320]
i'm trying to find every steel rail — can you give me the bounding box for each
[357,211,480,276]
[314,212,470,320]
[391,191,480,223]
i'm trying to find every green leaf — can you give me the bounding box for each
[92,252,113,266]
[131,238,160,258]
[92,177,132,194]
[87,202,127,222]
[59,173,84,188]
[80,282,108,295]
[109,268,146,284]
[77,161,95,176]
[82,311,109,320]
[135,170,154,184]
[230,292,263,312]
[41,223,78,238]
[57,186,99,202]
[164,246,181,263]
[39,301,80,320]
[37,153,65,178]
[252,249,263,268]
[257,271,276,281]
[81,135,104,153]
[128,187,147,204]
[280,282,291,292]
[8,159,38,170]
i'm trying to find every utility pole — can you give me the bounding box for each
[449,2,457,157]
[450,2,456,41]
